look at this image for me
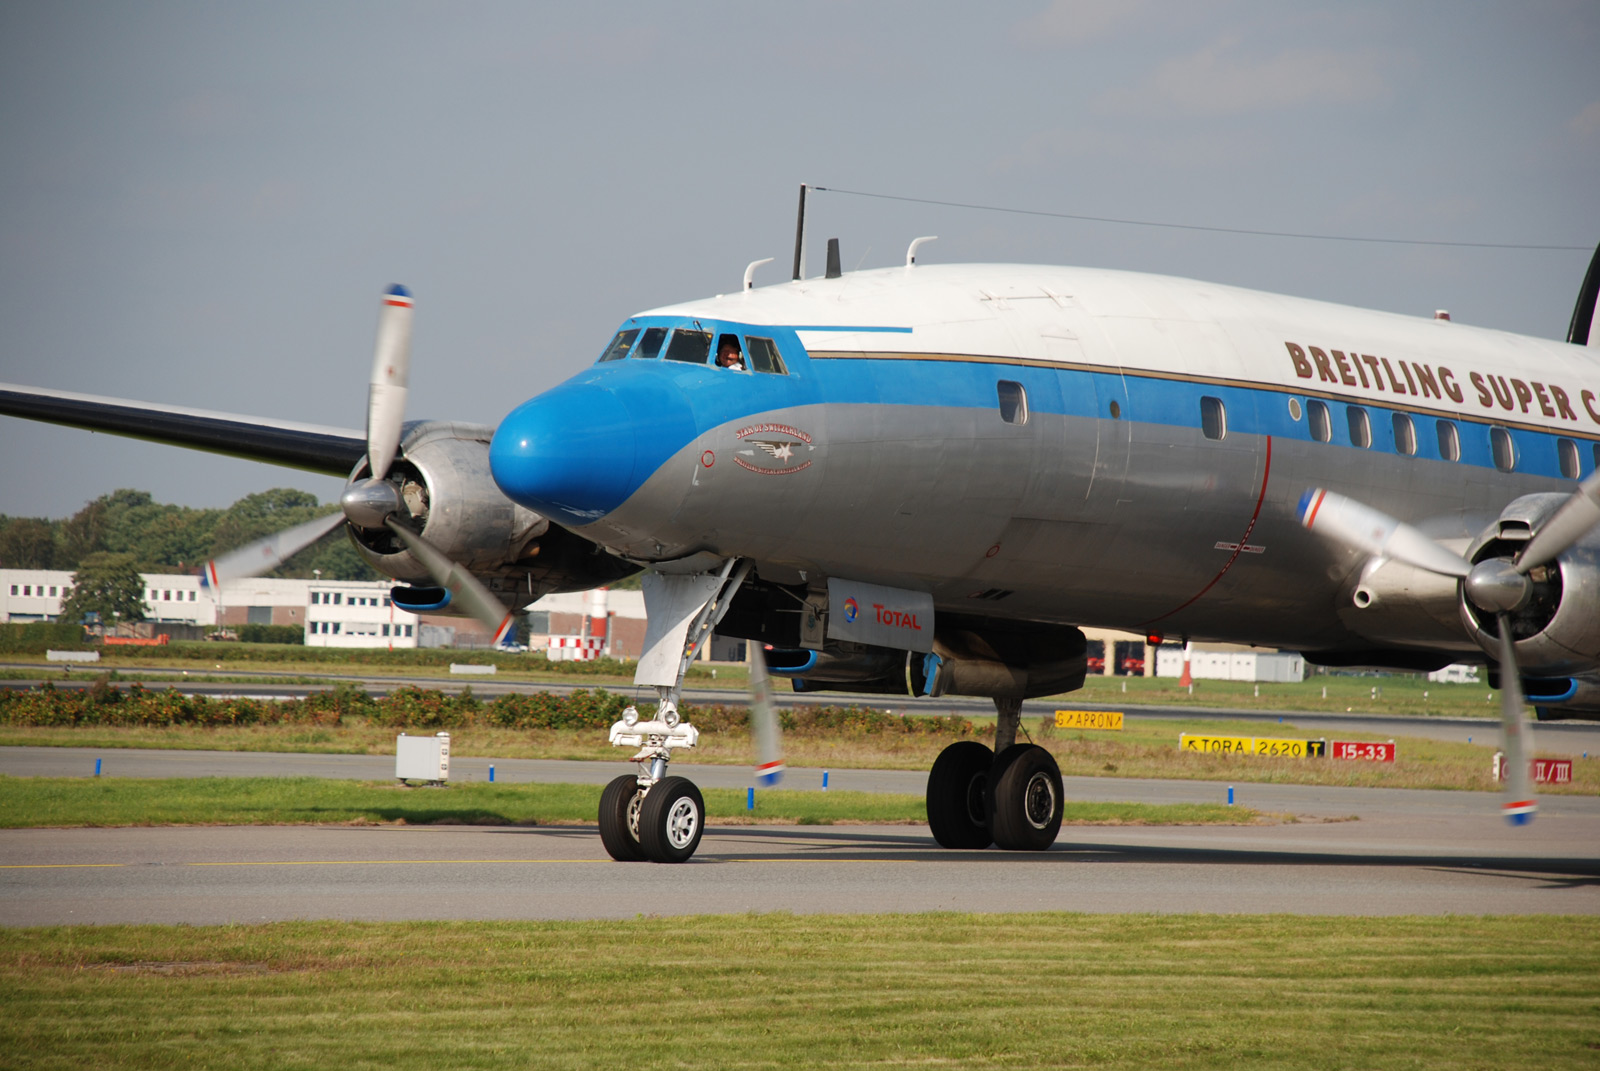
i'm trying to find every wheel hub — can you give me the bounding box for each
[665,797,700,849]
[1023,771,1057,830]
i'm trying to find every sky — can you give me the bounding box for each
[1,1,1596,520]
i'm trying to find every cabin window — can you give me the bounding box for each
[1490,427,1517,472]
[597,328,639,363]
[1347,406,1371,448]
[631,326,668,360]
[997,380,1029,425]
[1287,398,1303,421]
[1558,438,1581,479]
[1436,420,1460,461]
[1307,399,1331,443]
[746,336,788,375]
[1200,396,1226,440]
[1392,412,1417,456]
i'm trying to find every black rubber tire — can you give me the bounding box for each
[926,740,994,849]
[638,776,705,864]
[598,774,646,862]
[989,744,1063,851]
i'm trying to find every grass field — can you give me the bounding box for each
[5,713,1595,794]
[0,776,1258,829]
[2,914,1596,1069]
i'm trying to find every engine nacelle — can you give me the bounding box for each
[1528,673,1600,722]
[1460,493,1600,677]
[347,421,636,602]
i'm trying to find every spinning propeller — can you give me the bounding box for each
[1299,471,1600,824]
[200,286,519,646]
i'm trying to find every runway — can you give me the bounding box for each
[2,815,1596,926]
[2,746,1598,925]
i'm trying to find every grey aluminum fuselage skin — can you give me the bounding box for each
[489,263,1600,662]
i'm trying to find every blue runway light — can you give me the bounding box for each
[823,769,829,790]
[95,758,101,777]
[1228,785,1234,806]
[489,764,495,783]
[747,787,754,811]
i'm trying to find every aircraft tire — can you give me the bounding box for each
[989,744,1063,851]
[638,776,705,864]
[599,774,646,862]
[926,740,994,849]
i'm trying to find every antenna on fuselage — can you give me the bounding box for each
[825,238,842,279]
[792,184,808,280]
[906,235,937,269]
[743,258,774,293]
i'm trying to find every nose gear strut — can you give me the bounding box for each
[600,558,752,863]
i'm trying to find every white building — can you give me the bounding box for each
[0,568,414,648]
[1154,645,1306,683]
[306,582,418,648]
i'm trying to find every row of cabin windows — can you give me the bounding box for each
[597,327,789,375]
[10,584,69,598]
[147,589,197,603]
[1200,395,1596,478]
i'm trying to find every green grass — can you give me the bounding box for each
[2,915,1596,1069]
[0,776,1258,829]
[6,713,1593,794]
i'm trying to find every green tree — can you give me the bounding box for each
[0,517,56,569]
[59,553,147,627]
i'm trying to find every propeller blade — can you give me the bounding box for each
[1494,612,1538,825]
[1517,470,1600,573]
[1298,488,1472,578]
[383,519,518,646]
[201,511,345,588]
[366,285,413,481]
[750,645,784,786]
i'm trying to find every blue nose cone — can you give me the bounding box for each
[490,383,638,525]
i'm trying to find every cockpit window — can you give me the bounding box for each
[631,326,668,360]
[663,329,712,363]
[597,329,639,363]
[745,337,788,375]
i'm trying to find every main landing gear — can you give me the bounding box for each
[598,559,750,864]
[926,697,1064,851]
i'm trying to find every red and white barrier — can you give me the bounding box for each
[547,636,604,662]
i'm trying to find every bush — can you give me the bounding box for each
[235,624,305,645]
[0,682,977,737]
[0,621,88,654]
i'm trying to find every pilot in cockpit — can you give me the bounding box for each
[715,335,747,371]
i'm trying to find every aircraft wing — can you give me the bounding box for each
[0,382,366,477]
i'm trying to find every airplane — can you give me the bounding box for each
[4,223,1599,863]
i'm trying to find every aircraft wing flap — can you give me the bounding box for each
[0,382,366,477]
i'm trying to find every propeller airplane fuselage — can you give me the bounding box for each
[490,261,1600,686]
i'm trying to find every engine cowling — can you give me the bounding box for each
[346,421,636,602]
[1459,493,1600,677]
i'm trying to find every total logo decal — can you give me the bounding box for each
[734,422,814,476]
[825,578,936,654]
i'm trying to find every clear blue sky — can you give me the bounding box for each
[2,1,1596,518]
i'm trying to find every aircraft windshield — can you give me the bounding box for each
[597,329,639,362]
[663,329,712,363]
[631,327,668,360]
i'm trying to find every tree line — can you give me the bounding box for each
[0,488,376,581]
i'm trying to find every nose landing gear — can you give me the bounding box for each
[598,559,750,864]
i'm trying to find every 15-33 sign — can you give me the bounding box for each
[1330,741,1396,763]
